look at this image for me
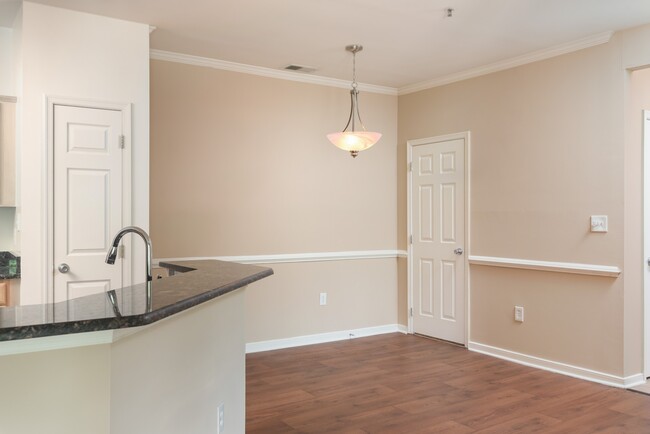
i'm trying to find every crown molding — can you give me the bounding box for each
[151,31,613,97]
[150,49,398,96]
[398,31,614,95]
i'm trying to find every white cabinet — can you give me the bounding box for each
[0,96,16,207]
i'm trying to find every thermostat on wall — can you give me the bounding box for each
[590,215,608,233]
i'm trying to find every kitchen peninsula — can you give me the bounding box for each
[0,260,272,434]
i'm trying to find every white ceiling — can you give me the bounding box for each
[10,0,650,89]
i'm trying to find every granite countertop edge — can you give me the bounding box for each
[0,260,273,342]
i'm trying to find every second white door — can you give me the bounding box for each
[53,104,128,303]
[410,135,466,344]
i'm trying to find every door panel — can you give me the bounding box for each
[53,105,124,303]
[411,137,465,344]
[67,169,110,252]
[419,258,434,317]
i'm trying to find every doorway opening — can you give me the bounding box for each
[407,132,470,346]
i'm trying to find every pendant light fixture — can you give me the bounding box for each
[327,44,381,158]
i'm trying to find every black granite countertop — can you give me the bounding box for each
[0,252,20,279]
[0,260,273,342]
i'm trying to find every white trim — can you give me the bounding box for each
[155,249,406,267]
[150,49,398,96]
[245,324,407,354]
[640,107,650,378]
[399,32,614,95]
[151,32,612,98]
[0,327,144,356]
[468,255,621,277]
[45,97,133,305]
[406,132,471,345]
[468,341,645,389]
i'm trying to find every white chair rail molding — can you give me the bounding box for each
[468,255,621,278]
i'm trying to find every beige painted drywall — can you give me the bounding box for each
[0,27,14,95]
[150,59,399,342]
[149,19,650,377]
[111,289,247,434]
[245,259,398,343]
[150,60,397,256]
[0,344,111,434]
[470,266,622,373]
[398,23,650,377]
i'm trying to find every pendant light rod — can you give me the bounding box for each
[326,44,381,158]
[341,45,366,134]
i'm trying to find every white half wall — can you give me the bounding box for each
[0,289,247,434]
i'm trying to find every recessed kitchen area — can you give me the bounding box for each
[0,95,18,307]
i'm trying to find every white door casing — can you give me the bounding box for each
[643,110,650,378]
[49,100,132,305]
[408,132,469,345]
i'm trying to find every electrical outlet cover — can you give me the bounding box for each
[590,215,608,233]
[514,306,524,322]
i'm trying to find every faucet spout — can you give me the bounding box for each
[105,226,153,282]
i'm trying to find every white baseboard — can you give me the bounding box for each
[246,324,408,354]
[468,341,645,389]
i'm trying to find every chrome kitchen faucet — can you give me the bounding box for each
[106,226,153,311]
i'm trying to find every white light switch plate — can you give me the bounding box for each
[590,215,608,233]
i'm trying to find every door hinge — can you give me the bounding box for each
[118,244,125,259]
[119,134,125,149]
[408,162,412,172]
[410,307,413,317]
[409,235,413,244]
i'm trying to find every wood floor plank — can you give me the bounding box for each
[246,333,650,433]
[472,413,561,433]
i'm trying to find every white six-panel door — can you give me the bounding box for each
[409,135,466,344]
[53,104,125,303]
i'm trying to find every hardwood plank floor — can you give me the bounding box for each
[246,333,650,433]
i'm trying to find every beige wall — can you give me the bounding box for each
[398,24,650,376]
[246,259,398,343]
[0,27,14,95]
[0,344,111,434]
[111,289,247,434]
[150,59,399,342]
[151,24,650,376]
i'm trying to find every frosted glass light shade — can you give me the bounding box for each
[326,131,382,153]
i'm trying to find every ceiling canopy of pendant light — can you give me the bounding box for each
[327,44,381,158]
